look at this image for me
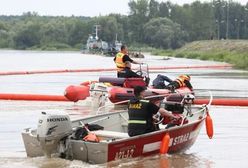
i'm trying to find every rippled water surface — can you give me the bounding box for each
[0,50,247,168]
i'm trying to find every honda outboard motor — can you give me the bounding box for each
[37,112,72,157]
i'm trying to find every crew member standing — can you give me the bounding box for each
[114,45,141,78]
[128,86,178,137]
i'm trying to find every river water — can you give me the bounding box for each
[0,50,247,168]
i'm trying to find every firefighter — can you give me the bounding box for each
[152,74,173,89]
[128,86,178,137]
[153,74,193,91]
[114,45,141,78]
[118,61,142,78]
[168,74,193,91]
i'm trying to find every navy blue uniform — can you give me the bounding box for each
[152,74,173,89]
[118,67,142,78]
[128,97,160,137]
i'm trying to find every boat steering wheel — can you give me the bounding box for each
[135,70,143,76]
[135,70,149,78]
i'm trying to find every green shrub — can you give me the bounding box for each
[169,40,248,70]
[186,52,200,59]
[39,42,72,50]
[174,52,185,58]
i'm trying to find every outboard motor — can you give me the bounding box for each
[90,82,108,107]
[37,112,72,157]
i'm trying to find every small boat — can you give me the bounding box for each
[64,64,192,106]
[82,25,109,55]
[64,76,192,107]
[22,92,213,164]
[129,52,145,58]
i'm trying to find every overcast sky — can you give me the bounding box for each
[0,0,247,17]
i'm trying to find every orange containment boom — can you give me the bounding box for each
[0,64,232,76]
[194,98,248,106]
[150,64,232,70]
[0,93,69,101]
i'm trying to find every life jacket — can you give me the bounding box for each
[115,52,126,71]
[83,133,100,142]
[175,75,190,87]
[128,99,151,125]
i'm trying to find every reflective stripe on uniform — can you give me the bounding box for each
[128,99,149,103]
[128,120,146,124]
[140,100,149,103]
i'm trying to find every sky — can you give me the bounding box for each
[0,0,247,17]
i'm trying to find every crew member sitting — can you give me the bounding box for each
[118,61,142,78]
[128,86,179,137]
[153,74,193,91]
[114,45,141,78]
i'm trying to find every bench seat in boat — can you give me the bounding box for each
[91,130,129,139]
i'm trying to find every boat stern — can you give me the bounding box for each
[22,128,44,157]
[70,140,109,164]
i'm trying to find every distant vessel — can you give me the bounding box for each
[83,25,109,54]
[105,34,122,56]
[82,25,122,56]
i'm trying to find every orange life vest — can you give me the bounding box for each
[175,75,190,87]
[115,52,126,71]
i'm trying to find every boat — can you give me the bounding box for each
[64,77,191,107]
[129,51,145,58]
[22,92,213,164]
[81,25,109,54]
[64,64,192,107]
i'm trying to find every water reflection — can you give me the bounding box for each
[0,157,98,168]
[0,51,247,167]
[105,153,213,168]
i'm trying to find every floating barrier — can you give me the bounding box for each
[0,93,69,101]
[194,98,248,106]
[0,69,116,76]
[150,64,232,70]
[0,92,247,107]
[64,85,90,102]
[0,64,232,76]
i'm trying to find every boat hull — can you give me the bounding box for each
[107,120,203,161]
[22,109,205,164]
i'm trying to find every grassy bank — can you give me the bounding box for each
[151,40,248,70]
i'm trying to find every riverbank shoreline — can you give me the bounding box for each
[151,40,248,70]
[1,40,247,70]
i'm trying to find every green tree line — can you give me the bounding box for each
[0,0,247,50]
